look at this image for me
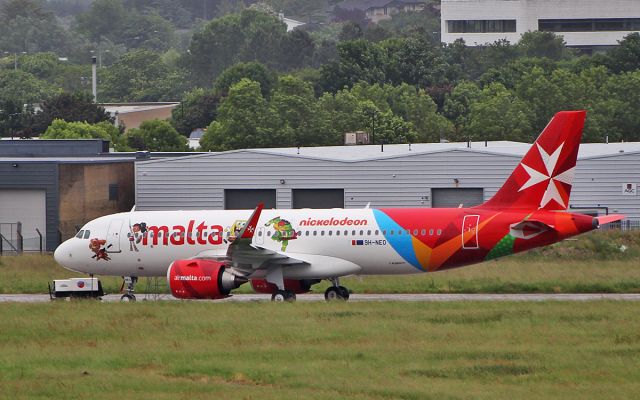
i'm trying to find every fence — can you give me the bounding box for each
[0,222,45,254]
[601,219,640,231]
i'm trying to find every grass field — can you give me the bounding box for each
[1,230,639,295]
[0,301,639,399]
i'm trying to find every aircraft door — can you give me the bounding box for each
[462,215,480,249]
[256,227,265,245]
[106,219,123,252]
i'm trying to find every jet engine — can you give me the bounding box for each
[167,259,246,299]
[250,279,320,294]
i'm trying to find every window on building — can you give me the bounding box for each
[539,18,640,32]
[108,184,119,201]
[447,19,516,33]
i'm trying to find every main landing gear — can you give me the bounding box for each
[324,278,350,301]
[120,276,138,302]
[271,290,296,302]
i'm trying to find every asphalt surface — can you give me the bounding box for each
[2,293,640,303]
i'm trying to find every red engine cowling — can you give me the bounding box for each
[250,279,320,294]
[167,259,244,299]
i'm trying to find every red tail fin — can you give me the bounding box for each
[480,111,586,211]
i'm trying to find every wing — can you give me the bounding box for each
[193,203,309,277]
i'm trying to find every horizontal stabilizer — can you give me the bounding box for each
[509,220,555,240]
[596,214,625,227]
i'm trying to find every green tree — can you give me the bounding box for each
[171,88,221,136]
[270,75,327,146]
[383,36,449,87]
[606,32,640,73]
[200,79,291,150]
[75,0,128,43]
[338,21,363,41]
[33,91,114,134]
[443,81,482,138]
[100,49,185,101]
[41,119,128,150]
[0,0,73,54]
[517,31,570,61]
[186,10,292,86]
[466,82,534,142]
[0,69,59,106]
[214,62,277,98]
[319,40,387,92]
[127,119,189,151]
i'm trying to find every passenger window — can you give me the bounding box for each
[267,231,272,237]
[258,231,262,237]
[367,230,371,235]
[437,229,442,235]
[352,230,356,236]
[344,230,348,236]
[359,230,364,235]
[382,230,387,235]
[390,230,394,235]
[375,230,379,235]
[421,229,426,236]
[398,230,403,235]
[313,231,317,236]
[75,230,84,238]
[321,231,325,236]
[413,229,418,236]
[84,230,90,239]
[305,231,309,236]
[429,229,434,235]
[336,230,341,236]
[328,230,332,236]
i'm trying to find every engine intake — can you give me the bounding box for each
[167,259,245,299]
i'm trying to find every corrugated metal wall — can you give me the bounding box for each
[0,161,59,251]
[135,149,640,218]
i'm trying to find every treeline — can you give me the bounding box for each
[1,0,640,150]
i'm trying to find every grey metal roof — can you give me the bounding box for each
[138,141,640,165]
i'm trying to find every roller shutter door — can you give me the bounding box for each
[293,189,344,209]
[431,188,484,208]
[0,189,46,251]
[224,189,276,210]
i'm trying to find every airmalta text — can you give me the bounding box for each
[142,220,224,246]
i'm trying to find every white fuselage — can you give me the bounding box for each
[54,209,420,278]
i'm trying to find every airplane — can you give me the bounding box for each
[54,110,624,302]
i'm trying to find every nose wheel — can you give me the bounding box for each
[120,276,138,302]
[325,278,350,301]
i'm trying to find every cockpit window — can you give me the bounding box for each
[84,230,91,239]
[75,230,84,238]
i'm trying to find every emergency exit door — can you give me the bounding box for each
[462,215,480,249]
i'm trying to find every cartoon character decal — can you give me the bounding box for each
[265,217,297,251]
[127,222,147,251]
[89,238,112,261]
[224,220,247,244]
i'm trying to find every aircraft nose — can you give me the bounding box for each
[54,240,70,266]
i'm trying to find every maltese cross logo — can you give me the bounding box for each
[518,142,575,209]
[247,225,255,233]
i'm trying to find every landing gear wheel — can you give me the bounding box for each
[325,286,349,301]
[120,293,136,302]
[271,290,296,302]
[337,286,350,300]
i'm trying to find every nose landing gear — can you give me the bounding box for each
[120,276,138,301]
[324,278,350,301]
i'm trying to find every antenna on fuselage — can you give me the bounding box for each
[364,202,371,209]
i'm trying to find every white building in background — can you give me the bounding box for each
[441,0,640,50]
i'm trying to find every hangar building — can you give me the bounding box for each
[0,140,136,252]
[135,141,640,219]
